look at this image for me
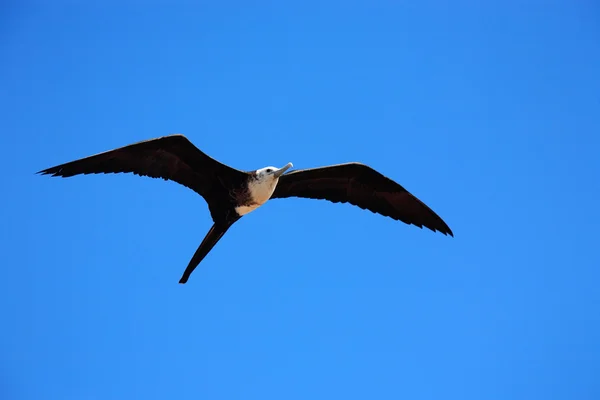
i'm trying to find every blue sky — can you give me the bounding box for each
[2,1,599,399]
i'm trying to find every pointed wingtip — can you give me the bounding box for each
[36,167,62,177]
[426,223,453,237]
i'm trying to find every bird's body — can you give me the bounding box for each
[38,134,453,284]
[234,166,287,216]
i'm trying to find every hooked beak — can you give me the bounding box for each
[273,162,293,178]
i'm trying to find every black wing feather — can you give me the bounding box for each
[271,162,453,236]
[37,134,248,198]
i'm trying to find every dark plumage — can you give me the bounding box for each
[38,134,453,284]
[272,163,453,236]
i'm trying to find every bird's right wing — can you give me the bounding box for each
[271,162,453,236]
[37,134,248,198]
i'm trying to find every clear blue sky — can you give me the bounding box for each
[2,2,599,399]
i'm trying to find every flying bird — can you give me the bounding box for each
[38,134,453,284]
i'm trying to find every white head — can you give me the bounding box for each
[236,162,294,216]
[255,162,294,183]
[243,162,293,207]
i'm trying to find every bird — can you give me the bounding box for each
[38,134,453,284]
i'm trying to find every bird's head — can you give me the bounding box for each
[255,162,293,184]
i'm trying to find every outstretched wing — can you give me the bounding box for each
[271,162,453,236]
[37,134,248,198]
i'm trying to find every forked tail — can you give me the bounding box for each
[179,221,235,284]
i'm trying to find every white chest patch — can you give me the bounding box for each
[235,204,260,216]
[235,177,279,216]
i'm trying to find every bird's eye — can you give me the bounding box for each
[266,169,272,173]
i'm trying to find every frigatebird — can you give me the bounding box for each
[38,134,453,284]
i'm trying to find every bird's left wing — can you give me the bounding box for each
[37,134,248,198]
[271,162,453,236]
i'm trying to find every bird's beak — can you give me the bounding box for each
[273,162,293,178]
